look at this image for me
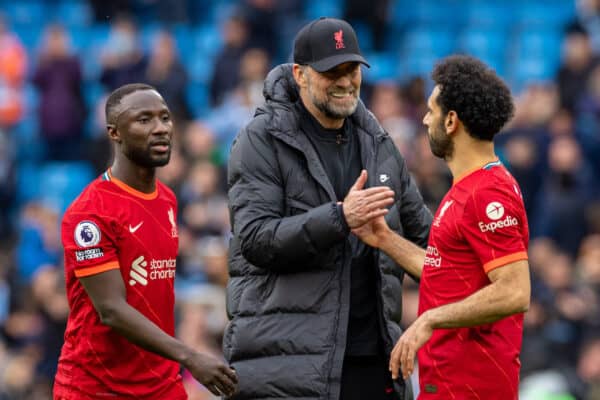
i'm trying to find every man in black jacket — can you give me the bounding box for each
[225,17,432,400]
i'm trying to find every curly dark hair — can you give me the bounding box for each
[432,55,515,141]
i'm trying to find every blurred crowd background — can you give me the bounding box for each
[0,0,599,399]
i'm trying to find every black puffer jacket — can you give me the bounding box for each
[224,64,432,400]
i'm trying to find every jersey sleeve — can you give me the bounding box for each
[61,209,120,278]
[460,184,528,274]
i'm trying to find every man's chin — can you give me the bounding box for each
[151,156,171,168]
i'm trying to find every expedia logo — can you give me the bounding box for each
[479,215,518,233]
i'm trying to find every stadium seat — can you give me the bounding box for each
[53,1,92,28]
[186,82,210,119]
[38,161,95,213]
[457,28,507,76]
[464,2,515,29]
[304,0,343,20]
[79,24,110,80]
[516,1,576,29]
[2,2,46,27]
[508,57,558,93]
[361,52,398,83]
[400,28,456,59]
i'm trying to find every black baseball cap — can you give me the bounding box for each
[293,17,370,72]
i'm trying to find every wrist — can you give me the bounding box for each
[420,309,437,329]
[176,346,195,367]
[337,202,350,233]
[378,228,395,251]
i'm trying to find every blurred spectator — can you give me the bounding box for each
[29,265,68,383]
[239,0,278,57]
[209,13,250,107]
[576,234,600,295]
[89,0,133,22]
[198,236,229,288]
[177,284,228,400]
[532,135,597,255]
[409,130,451,211]
[99,15,147,91]
[207,47,269,153]
[0,129,14,240]
[15,203,61,284]
[577,335,600,399]
[574,63,600,173]
[557,22,599,112]
[0,16,26,130]
[577,0,600,53]
[181,121,221,164]
[369,81,417,157]
[502,135,543,217]
[145,30,191,123]
[32,25,86,161]
[343,0,390,51]
[156,141,188,195]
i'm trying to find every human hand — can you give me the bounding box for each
[343,170,395,229]
[351,215,390,248]
[389,313,433,380]
[184,353,238,397]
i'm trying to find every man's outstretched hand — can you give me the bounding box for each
[343,170,395,229]
[351,215,391,249]
[389,313,433,380]
[184,353,238,397]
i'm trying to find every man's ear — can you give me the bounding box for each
[107,125,121,143]
[445,111,459,135]
[292,64,307,89]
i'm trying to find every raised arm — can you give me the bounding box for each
[229,125,393,272]
[352,215,425,279]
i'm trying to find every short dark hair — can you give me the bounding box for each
[105,83,157,125]
[432,55,514,141]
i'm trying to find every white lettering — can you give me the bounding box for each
[424,245,442,268]
[478,215,519,233]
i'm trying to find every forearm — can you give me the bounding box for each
[239,202,348,271]
[379,230,425,278]
[424,280,529,329]
[99,300,191,365]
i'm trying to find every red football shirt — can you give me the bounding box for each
[54,169,186,400]
[417,160,529,399]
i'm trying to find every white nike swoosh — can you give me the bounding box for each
[129,221,144,233]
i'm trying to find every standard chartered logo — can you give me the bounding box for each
[129,255,176,286]
[423,245,442,268]
[129,255,148,286]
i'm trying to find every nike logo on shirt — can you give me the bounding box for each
[129,221,144,233]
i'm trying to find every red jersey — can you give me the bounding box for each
[418,160,529,399]
[54,169,186,400]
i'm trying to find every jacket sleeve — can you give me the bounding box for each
[228,123,349,272]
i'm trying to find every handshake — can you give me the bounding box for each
[341,169,394,248]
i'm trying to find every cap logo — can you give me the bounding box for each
[334,29,345,50]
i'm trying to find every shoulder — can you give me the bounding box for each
[462,167,525,216]
[157,180,176,202]
[62,178,118,228]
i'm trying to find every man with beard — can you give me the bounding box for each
[225,17,432,400]
[353,55,531,399]
[54,83,237,399]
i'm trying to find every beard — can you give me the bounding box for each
[124,145,171,168]
[428,119,454,159]
[306,76,359,119]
